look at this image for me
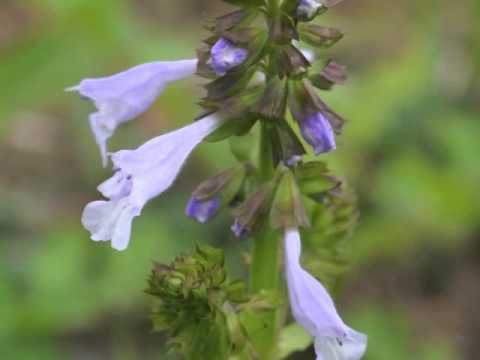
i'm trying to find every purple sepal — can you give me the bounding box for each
[185,196,221,224]
[208,38,248,76]
[299,112,336,154]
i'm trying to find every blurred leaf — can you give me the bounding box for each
[278,323,312,359]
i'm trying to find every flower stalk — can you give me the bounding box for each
[69,0,367,357]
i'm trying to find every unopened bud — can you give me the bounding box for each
[231,190,269,238]
[289,79,345,154]
[186,166,247,224]
[296,0,325,22]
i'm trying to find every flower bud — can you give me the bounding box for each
[296,0,326,22]
[231,190,270,238]
[289,79,345,154]
[186,166,247,224]
[275,45,311,78]
[208,37,249,76]
[270,120,306,166]
[186,196,221,224]
[147,243,250,359]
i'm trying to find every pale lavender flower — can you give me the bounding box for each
[185,196,221,224]
[284,228,367,360]
[81,113,225,251]
[299,112,336,154]
[208,38,248,76]
[67,59,198,166]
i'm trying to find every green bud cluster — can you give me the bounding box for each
[147,243,262,359]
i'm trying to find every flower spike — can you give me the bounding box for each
[67,59,198,166]
[82,113,225,251]
[284,228,367,360]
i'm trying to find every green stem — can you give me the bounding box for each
[246,122,280,359]
[250,226,280,360]
[258,121,275,181]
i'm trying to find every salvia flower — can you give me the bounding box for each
[81,113,225,251]
[299,112,336,154]
[284,228,367,360]
[185,196,221,224]
[208,37,248,76]
[67,59,198,166]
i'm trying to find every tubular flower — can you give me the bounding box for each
[284,228,367,360]
[81,113,225,251]
[67,59,198,166]
[208,37,248,76]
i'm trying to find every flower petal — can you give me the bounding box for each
[208,38,248,76]
[68,59,198,166]
[186,196,221,223]
[299,113,336,155]
[82,113,225,250]
[81,199,140,251]
[284,228,367,359]
[314,330,367,360]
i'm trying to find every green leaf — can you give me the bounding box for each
[278,323,313,359]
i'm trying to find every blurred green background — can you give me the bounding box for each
[1,0,479,359]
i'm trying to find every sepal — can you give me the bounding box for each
[186,165,248,224]
[294,160,341,200]
[310,60,348,90]
[270,167,310,229]
[231,189,271,238]
[275,45,311,78]
[253,77,288,120]
[289,79,345,135]
[214,9,258,33]
[269,13,299,45]
[270,120,306,166]
[298,24,344,48]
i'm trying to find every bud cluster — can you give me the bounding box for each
[147,243,254,359]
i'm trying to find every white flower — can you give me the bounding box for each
[67,59,198,166]
[284,228,367,360]
[81,113,225,251]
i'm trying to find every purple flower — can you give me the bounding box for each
[67,59,198,166]
[230,220,248,238]
[297,0,323,20]
[299,112,336,154]
[81,113,225,251]
[185,196,221,224]
[284,228,367,359]
[208,38,248,76]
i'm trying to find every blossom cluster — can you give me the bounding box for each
[69,0,366,358]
